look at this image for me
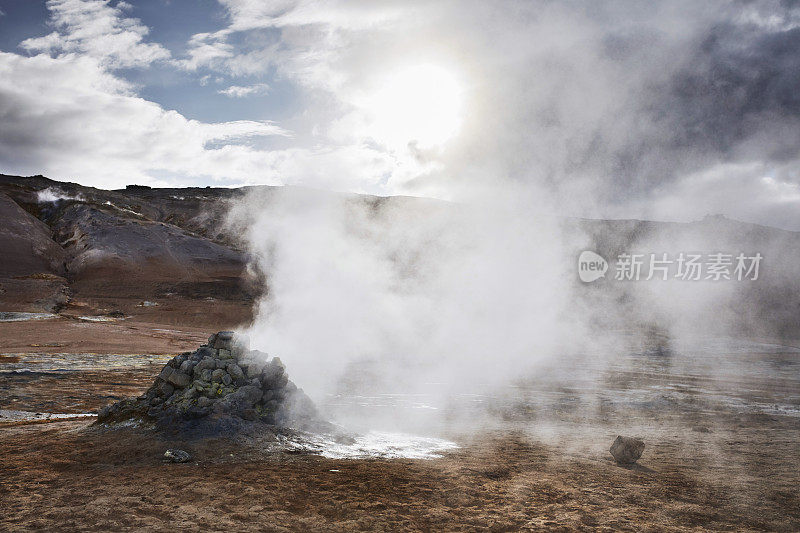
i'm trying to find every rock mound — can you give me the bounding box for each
[96,331,321,437]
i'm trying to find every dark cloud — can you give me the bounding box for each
[445,0,800,223]
[667,24,800,152]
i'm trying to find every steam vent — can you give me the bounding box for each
[96,331,319,436]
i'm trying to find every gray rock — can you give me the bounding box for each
[217,330,235,340]
[164,449,192,463]
[195,346,212,359]
[261,362,287,389]
[215,359,227,369]
[214,338,233,350]
[193,361,212,380]
[236,385,263,405]
[159,366,173,381]
[196,396,211,408]
[211,369,225,382]
[185,406,210,419]
[167,371,191,388]
[226,363,244,381]
[201,369,213,382]
[610,436,645,464]
[222,374,232,386]
[158,382,174,397]
[179,360,195,374]
[97,405,113,419]
[218,348,232,359]
[196,356,216,372]
[245,363,264,379]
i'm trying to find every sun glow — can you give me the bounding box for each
[362,64,463,150]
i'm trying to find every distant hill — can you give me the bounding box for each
[0,174,256,325]
[1,173,798,339]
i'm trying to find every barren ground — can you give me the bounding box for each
[1,318,798,531]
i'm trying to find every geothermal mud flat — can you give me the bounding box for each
[0,319,798,531]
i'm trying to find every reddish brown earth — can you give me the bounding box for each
[0,317,209,355]
[1,321,798,531]
[0,419,798,531]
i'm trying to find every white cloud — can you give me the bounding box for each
[177,32,233,71]
[218,83,270,98]
[19,0,170,69]
[174,0,457,194]
[0,51,294,188]
[0,43,418,193]
[179,0,416,80]
[218,0,405,33]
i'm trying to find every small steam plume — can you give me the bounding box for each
[36,187,83,203]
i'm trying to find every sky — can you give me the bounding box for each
[0,0,799,229]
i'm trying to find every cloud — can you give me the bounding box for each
[0,45,417,192]
[2,0,417,192]
[177,32,234,71]
[179,1,414,80]
[218,83,270,98]
[0,51,292,188]
[213,0,405,35]
[19,0,170,69]
[172,0,800,229]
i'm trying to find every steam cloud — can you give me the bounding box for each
[228,186,581,402]
[36,187,83,203]
[220,2,800,435]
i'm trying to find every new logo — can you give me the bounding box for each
[578,251,608,282]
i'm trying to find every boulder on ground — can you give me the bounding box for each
[610,435,645,464]
[163,449,192,463]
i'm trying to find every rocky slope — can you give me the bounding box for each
[0,174,256,322]
[1,172,799,337]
